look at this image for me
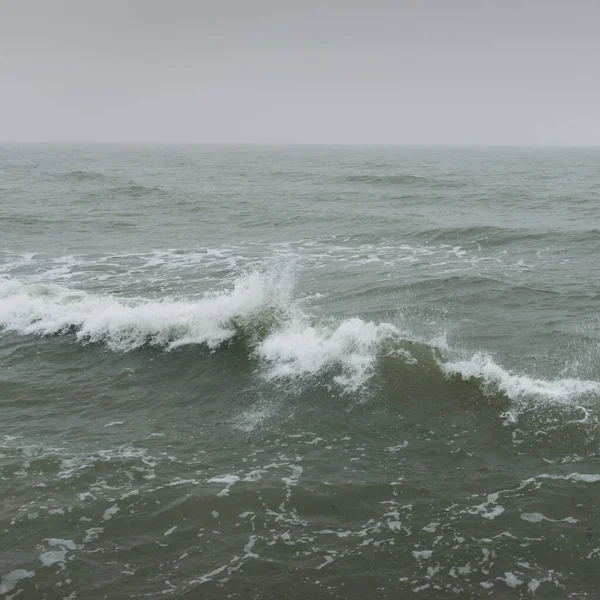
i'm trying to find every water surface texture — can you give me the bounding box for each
[1,145,600,599]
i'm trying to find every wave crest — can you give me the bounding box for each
[1,270,599,403]
[0,268,294,352]
[441,352,600,403]
[257,318,402,392]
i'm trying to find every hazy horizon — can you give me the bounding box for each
[2,141,600,148]
[2,0,599,145]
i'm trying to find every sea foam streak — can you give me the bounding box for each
[1,271,599,401]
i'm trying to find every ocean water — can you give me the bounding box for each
[1,144,599,599]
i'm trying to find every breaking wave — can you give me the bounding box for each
[1,269,599,403]
[0,269,295,352]
[441,353,600,403]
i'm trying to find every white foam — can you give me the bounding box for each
[207,474,240,496]
[234,401,276,432]
[207,475,240,484]
[521,512,578,524]
[536,472,600,483]
[564,473,600,483]
[40,550,67,569]
[0,268,294,352]
[469,492,505,520]
[257,317,402,392]
[498,572,524,588]
[3,265,599,401]
[0,570,35,595]
[0,266,411,393]
[45,538,77,550]
[83,528,103,544]
[521,512,546,523]
[386,441,409,452]
[441,351,600,403]
[102,504,120,521]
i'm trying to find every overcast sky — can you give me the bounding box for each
[1,0,599,144]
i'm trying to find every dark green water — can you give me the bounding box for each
[1,145,599,599]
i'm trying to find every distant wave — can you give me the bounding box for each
[56,172,165,196]
[340,174,428,186]
[57,170,110,182]
[418,224,600,245]
[1,268,599,406]
[108,185,166,197]
[0,215,40,226]
[420,225,535,243]
[337,173,468,190]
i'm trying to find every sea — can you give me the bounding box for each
[1,144,599,599]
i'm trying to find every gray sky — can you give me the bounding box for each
[1,0,599,144]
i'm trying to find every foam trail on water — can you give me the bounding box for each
[441,351,600,403]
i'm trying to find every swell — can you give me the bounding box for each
[56,170,110,183]
[417,225,600,246]
[54,169,167,196]
[102,184,167,197]
[340,174,428,186]
[1,271,599,407]
[336,173,467,189]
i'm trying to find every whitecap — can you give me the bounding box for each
[441,351,600,403]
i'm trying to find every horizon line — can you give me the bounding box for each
[1,141,599,148]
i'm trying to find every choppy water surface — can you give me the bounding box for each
[1,145,600,599]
